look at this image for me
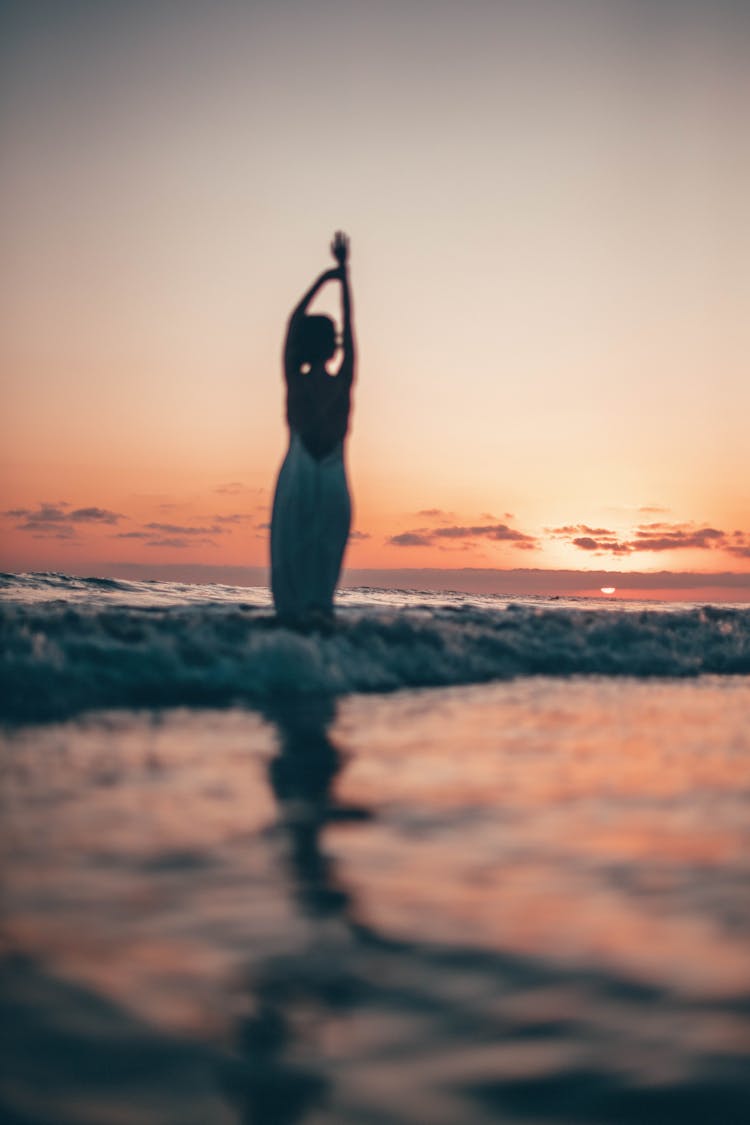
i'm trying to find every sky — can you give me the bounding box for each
[2,0,749,597]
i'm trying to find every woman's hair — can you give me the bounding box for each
[293,315,336,364]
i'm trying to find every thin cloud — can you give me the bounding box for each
[68,507,123,524]
[433,523,538,548]
[117,522,228,548]
[415,508,456,520]
[389,531,434,547]
[144,537,218,549]
[31,527,79,541]
[5,503,68,524]
[144,522,225,535]
[727,531,750,558]
[568,534,631,555]
[214,482,245,495]
[548,524,616,537]
[6,502,124,532]
[349,529,371,540]
[389,523,538,550]
[211,513,254,524]
[559,520,745,556]
[213,482,265,496]
[604,504,671,517]
[631,525,725,551]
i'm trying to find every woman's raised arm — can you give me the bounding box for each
[331,232,355,381]
[288,269,338,326]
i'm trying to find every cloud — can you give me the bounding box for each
[434,523,537,548]
[68,507,123,524]
[716,530,749,559]
[389,531,434,547]
[605,504,671,517]
[557,526,632,554]
[214,482,245,495]
[212,513,253,524]
[144,537,217,549]
[605,543,633,555]
[5,503,69,525]
[388,523,538,550]
[214,482,265,496]
[6,502,124,534]
[116,519,234,548]
[32,528,80,541]
[630,525,726,551]
[417,508,519,525]
[144,522,224,535]
[548,524,616,537]
[416,508,456,520]
[349,529,371,540]
[558,520,746,557]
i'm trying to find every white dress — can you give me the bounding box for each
[270,431,351,620]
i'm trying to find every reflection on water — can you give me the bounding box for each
[224,696,352,1123]
[264,694,365,919]
[2,679,750,1123]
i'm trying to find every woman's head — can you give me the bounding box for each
[294,315,336,365]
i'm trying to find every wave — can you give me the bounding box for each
[0,571,272,607]
[3,594,750,721]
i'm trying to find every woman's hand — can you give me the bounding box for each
[331,231,350,267]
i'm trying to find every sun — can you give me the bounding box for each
[600,587,616,595]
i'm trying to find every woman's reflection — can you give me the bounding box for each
[225,694,369,1124]
[266,693,356,918]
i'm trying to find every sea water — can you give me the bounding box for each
[2,573,750,1123]
[2,572,750,722]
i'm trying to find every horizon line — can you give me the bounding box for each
[8,562,750,598]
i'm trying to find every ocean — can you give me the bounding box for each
[2,573,750,1123]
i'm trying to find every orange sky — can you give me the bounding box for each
[2,1,749,595]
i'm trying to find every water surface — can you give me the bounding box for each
[3,674,750,1123]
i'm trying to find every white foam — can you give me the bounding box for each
[2,575,749,721]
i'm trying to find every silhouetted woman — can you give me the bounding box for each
[271,232,355,625]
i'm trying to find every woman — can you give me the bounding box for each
[270,232,355,626]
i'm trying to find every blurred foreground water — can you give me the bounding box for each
[3,675,750,1124]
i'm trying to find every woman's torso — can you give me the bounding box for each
[285,365,351,461]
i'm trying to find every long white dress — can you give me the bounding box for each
[270,431,351,620]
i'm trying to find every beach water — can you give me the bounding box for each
[2,574,750,1123]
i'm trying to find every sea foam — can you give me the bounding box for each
[2,574,749,721]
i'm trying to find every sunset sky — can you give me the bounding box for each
[2,0,749,597]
